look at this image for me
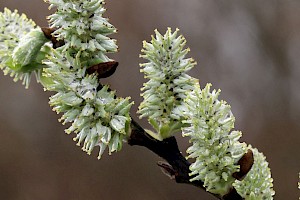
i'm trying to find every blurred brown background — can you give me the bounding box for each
[0,0,300,199]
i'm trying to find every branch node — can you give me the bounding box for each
[157,161,176,179]
[41,27,65,49]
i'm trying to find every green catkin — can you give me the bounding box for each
[138,28,197,140]
[46,0,118,66]
[180,83,247,195]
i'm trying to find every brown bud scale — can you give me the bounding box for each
[87,61,119,78]
[232,149,254,180]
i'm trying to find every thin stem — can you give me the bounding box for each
[128,118,247,200]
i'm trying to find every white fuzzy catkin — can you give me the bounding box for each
[47,0,118,66]
[43,49,133,159]
[139,28,197,140]
[180,83,247,195]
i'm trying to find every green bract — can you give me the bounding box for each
[138,28,197,140]
[12,29,48,70]
[0,8,49,88]
[43,50,133,159]
[46,0,118,65]
[179,83,247,195]
[233,146,275,200]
